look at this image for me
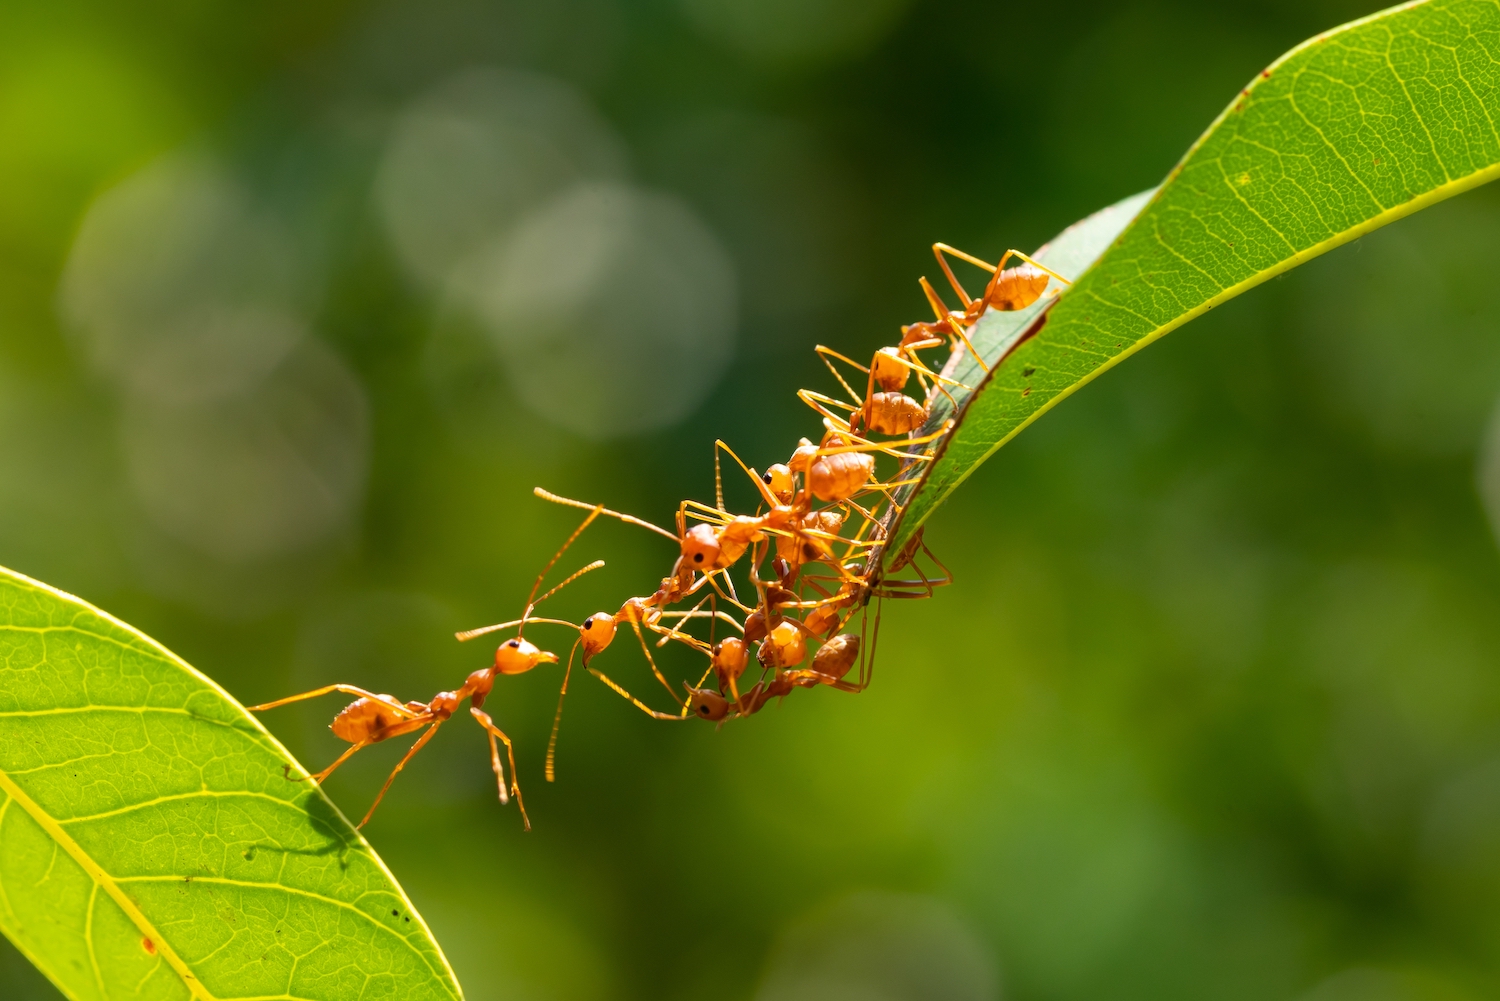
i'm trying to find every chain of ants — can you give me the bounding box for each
[248,244,1071,830]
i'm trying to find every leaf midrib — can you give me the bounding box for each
[0,766,215,1001]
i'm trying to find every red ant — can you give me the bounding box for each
[250,515,607,830]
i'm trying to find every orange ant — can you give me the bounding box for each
[526,420,951,725]
[250,515,608,831]
[676,545,873,723]
[801,243,1070,446]
[917,243,1072,372]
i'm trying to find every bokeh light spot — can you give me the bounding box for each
[375,67,626,289]
[451,181,736,438]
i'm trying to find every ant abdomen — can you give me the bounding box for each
[757,620,807,669]
[808,451,875,503]
[862,392,926,436]
[812,634,859,681]
[331,697,401,744]
[987,264,1052,311]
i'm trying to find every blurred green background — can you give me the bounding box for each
[4,0,1500,998]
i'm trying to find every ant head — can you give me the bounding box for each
[761,463,794,504]
[494,637,559,676]
[580,612,617,659]
[686,686,730,722]
[681,523,721,569]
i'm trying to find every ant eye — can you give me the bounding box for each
[507,639,520,648]
[762,472,773,484]
[693,553,704,563]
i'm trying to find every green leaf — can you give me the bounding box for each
[887,0,1500,555]
[0,566,462,1001]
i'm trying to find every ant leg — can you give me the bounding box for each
[814,345,870,407]
[455,617,581,643]
[471,708,530,831]
[304,740,373,785]
[523,504,605,616]
[357,718,442,828]
[545,639,583,783]
[798,389,859,427]
[917,275,987,373]
[921,539,954,586]
[533,487,678,543]
[920,276,955,324]
[704,568,752,613]
[714,440,781,509]
[248,684,411,715]
[931,243,979,307]
[289,711,434,787]
[628,618,686,706]
[816,422,954,461]
[651,595,714,653]
[944,315,990,374]
[993,249,1072,286]
[586,666,688,721]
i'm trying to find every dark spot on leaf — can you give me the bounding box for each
[392,910,399,917]
[242,848,254,861]
[1021,388,1031,397]
[405,917,410,922]
[142,937,155,955]
[1022,367,1035,377]
[1261,69,1271,78]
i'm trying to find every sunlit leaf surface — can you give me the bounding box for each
[0,566,461,1001]
[889,0,1500,555]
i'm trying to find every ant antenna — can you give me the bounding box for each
[545,637,584,783]
[534,487,678,542]
[523,504,604,619]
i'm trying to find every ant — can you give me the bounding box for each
[250,514,608,831]
[802,243,1071,445]
[677,546,874,724]
[916,243,1072,373]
